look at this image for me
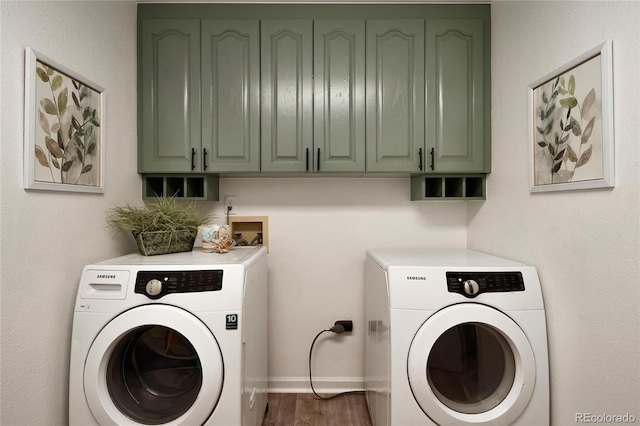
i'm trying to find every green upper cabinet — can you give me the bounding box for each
[261,20,313,173]
[201,20,260,173]
[366,20,425,173]
[261,19,365,173]
[139,18,260,173]
[138,5,491,177]
[313,20,366,173]
[140,19,201,173]
[426,19,487,173]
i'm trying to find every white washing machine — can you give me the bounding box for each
[69,247,268,426]
[365,249,549,426]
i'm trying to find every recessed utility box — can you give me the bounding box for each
[228,216,269,253]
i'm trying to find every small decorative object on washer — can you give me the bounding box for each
[200,224,236,253]
[134,230,196,256]
[106,197,208,256]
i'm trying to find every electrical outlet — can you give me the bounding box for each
[224,196,237,215]
[335,320,353,333]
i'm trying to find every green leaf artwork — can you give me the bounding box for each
[32,60,101,186]
[532,54,603,186]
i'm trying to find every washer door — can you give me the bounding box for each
[84,305,224,425]
[408,304,536,425]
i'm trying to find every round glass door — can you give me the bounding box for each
[427,322,515,414]
[408,304,536,425]
[106,326,202,424]
[84,305,223,425]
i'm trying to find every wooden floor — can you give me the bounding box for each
[262,393,372,426]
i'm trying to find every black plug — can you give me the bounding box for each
[330,324,345,334]
[334,320,353,333]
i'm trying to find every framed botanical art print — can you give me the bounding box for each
[24,48,105,193]
[528,41,614,192]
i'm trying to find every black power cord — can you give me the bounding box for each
[308,324,365,400]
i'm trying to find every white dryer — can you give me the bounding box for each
[69,247,268,426]
[365,249,549,426]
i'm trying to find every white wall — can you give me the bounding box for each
[0,1,140,424]
[212,178,467,391]
[469,1,640,424]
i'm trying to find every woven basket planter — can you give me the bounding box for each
[133,230,196,256]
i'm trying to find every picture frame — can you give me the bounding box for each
[24,47,105,193]
[528,41,614,192]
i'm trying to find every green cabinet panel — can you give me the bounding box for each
[201,20,260,173]
[366,20,425,173]
[261,20,313,173]
[426,19,486,172]
[313,20,366,173]
[140,19,201,173]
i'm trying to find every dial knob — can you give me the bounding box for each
[463,279,480,296]
[145,279,163,297]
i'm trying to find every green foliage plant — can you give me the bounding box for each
[107,197,209,242]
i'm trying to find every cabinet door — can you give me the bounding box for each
[366,20,425,173]
[314,20,365,173]
[140,19,201,173]
[261,20,313,173]
[201,20,260,173]
[426,19,485,173]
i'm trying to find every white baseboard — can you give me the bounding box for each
[268,376,365,394]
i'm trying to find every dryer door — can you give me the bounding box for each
[84,305,224,425]
[408,304,536,425]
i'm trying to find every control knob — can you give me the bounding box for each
[463,279,480,296]
[145,279,164,297]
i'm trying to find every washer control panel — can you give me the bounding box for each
[135,270,223,299]
[446,272,525,298]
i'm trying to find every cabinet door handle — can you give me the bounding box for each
[306,148,309,171]
[203,148,208,171]
[317,148,320,172]
[430,147,435,171]
[191,148,196,171]
[418,148,423,171]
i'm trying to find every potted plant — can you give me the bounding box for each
[107,197,209,256]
